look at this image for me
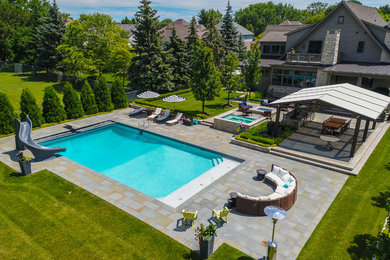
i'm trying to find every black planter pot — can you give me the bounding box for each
[19,160,32,175]
[199,236,215,259]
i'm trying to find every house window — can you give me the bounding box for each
[357,41,365,53]
[271,45,280,54]
[338,16,344,24]
[308,41,322,54]
[272,69,317,87]
[263,45,271,54]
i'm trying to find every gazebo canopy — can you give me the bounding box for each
[270,83,390,120]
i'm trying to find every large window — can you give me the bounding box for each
[262,44,286,55]
[272,69,317,88]
[308,41,322,54]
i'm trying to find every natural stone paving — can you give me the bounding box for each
[0,109,348,259]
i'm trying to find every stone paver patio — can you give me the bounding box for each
[0,109,349,259]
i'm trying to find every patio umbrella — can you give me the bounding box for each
[162,95,186,110]
[137,91,160,99]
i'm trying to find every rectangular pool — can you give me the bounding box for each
[222,114,256,124]
[41,124,239,206]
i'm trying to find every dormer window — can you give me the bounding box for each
[357,41,365,53]
[338,16,344,24]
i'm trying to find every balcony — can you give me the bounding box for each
[286,53,321,64]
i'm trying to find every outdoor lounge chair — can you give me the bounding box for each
[212,206,231,225]
[147,107,162,120]
[182,209,198,227]
[166,113,183,126]
[129,107,146,116]
[155,109,171,122]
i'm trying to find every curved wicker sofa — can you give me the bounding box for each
[236,164,298,216]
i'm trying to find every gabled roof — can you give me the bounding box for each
[260,21,307,43]
[271,83,390,120]
[160,19,206,42]
[118,24,136,33]
[323,63,390,76]
[216,22,254,36]
[344,1,387,27]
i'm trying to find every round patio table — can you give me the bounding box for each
[256,168,267,181]
[320,135,340,151]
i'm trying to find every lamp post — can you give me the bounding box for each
[264,206,287,260]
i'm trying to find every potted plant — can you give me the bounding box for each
[17,152,32,175]
[194,224,217,259]
[183,116,193,126]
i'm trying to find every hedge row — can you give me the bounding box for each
[0,78,129,135]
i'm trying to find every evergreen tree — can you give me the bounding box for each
[237,34,248,60]
[62,82,84,119]
[191,40,222,114]
[129,0,174,92]
[221,1,239,54]
[166,26,191,90]
[42,86,66,123]
[0,92,15,134]
[111,79,128,109]
[80,80,98,115]
[35,0,66,70]
[94,77,113,112]
[203,12,226,69]
[221,53,241,106]
[186,16,199,54]
[242,42,262,96]
[20,88,44,127]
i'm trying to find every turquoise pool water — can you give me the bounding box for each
[222,114,255,124]
[41,124,225,198]
[258,107,272,112]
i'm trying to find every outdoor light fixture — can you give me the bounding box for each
[264,206,287,260]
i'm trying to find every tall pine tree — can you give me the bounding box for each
[166,26,190,90]
[94,77,114,112]
[221,1,239,54]
[80,80,98,115]
[203,12,226,69]
[0,92,15,134]
[237,34,248,61]
[62,82,84,119]
[35,0,66,70]
[129,0,173,92]
[42,86,67,123]
[20,88,44,127]
[186,16,199,55]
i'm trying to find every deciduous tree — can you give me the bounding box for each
[221,53,241,106]
[242,42,262,96]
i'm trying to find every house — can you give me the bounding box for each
[259,1,390,97]
[216,22,255,42]
[160,19,207,42]
[118,24,136,43]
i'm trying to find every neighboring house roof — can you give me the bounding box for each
[344,1,387,27]
[259,59,285,68]
[160,19,206,42]
[323,63,390,77]
[118,24,136,33]
[271,83,390,120]
[216,22,254,36]
[260,22,307,43]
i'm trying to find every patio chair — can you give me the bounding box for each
[129,107,146,116]
[182,209,198,227]
[212,206,232,225]
[166,113,183,126]
[155,109,171,122]
[147,107,162,120]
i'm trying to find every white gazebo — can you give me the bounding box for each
[271,83,390,157]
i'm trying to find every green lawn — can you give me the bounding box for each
[298,129,390,259]
[0,72,64,111]
[134,90,241,119]
[0,161,248,259]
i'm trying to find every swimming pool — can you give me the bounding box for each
[222,114,256,124]
[258,107,272,112]
[41,124,239,204]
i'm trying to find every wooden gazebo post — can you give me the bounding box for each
[350,116,361,157]
[362,119,370,142]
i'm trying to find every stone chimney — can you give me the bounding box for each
[321,29,341,65]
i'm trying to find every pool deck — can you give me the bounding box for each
[0,108,349,259]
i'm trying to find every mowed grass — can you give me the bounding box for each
[0,162,248,259]
[298,129,390,259]
[135,90,241,119]
[0,72,64,111]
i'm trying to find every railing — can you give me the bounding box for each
[286,53,321,64]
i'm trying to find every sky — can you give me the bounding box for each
[57,0,388,22]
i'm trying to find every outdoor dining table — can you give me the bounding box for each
[323,121,344,129]
[328,117,347,124]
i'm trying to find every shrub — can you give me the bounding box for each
[42,86,66,123]
[20,88,44,127]
[80,80,98,115]
[111,79,128,109]
[94,77,113,112]
[0,92,15,134]
[63,82,84,119]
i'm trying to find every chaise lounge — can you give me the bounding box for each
[155,109,171,122]
[235,164,298,216]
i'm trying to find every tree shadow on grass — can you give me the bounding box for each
[347,233,375,259]
[371,188,390,209]
[385,162,390,171]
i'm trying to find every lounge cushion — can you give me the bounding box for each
[272,165,282,175]
[266,173,284,186]
[281,173,290,182]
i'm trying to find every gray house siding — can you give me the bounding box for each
[294,5,382,63]
[285,27,312,51]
